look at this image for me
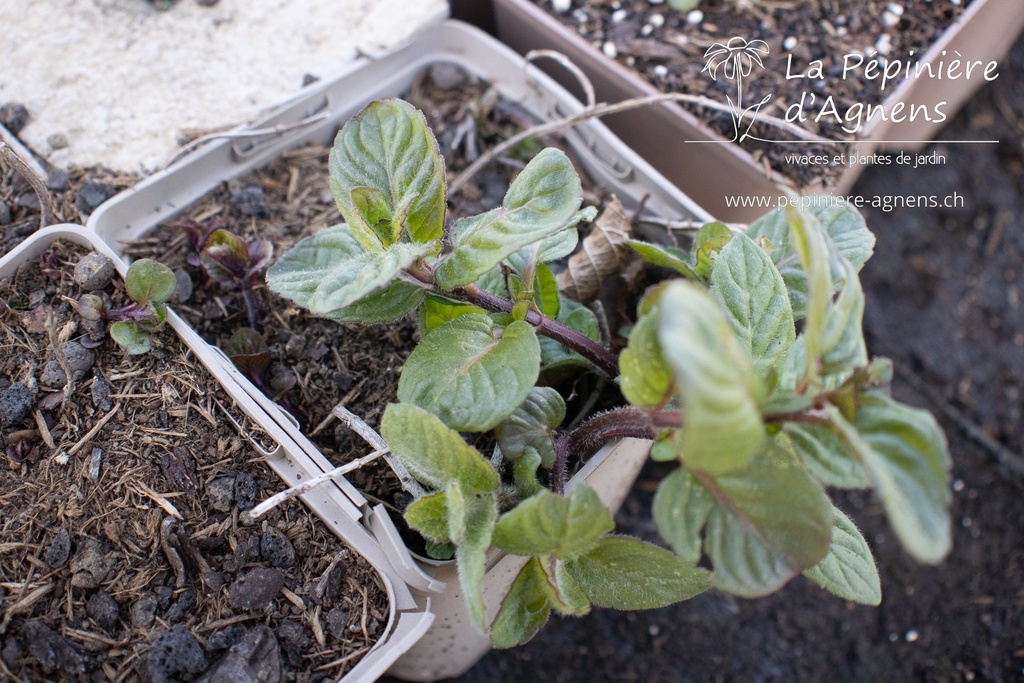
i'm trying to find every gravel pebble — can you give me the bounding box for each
[148,626,208,683]
[326,608,350,639]
[230,184,270,218]
[207,477,235,512]
[75,181,116,215]
[130,596,159,630]
[198,625,281,683]
[45,528,71,568]
[260,527,296,569]
[233,472,257,511]
[91,377,113,412]
[40,360,68,389]
[74,253,116,291]
[86,592,121,631]
[46,168,71,192]
[70,538,117,589]
[0,381,31,428]
[428,63,467,90]
[275,620,309,669]
[21,620,91,676]
[228,568,284,610]
[0,102,29,135]
[0,201,10,225]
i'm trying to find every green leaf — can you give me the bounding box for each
[418,294,486,336]
[694,234,732,281]
[657,281,764,474]
[627,240,697,279]
[784,422,871,489]
[544,561,590,616]
[512,448,544,497]
[445,480,468,543]
[495,387,566,468]
[533,264,560,319]
[565,536,711,610]
[710,234,796,383]
[831,394,952,563]
[200,229,250,284]
[786,206,832,384]
[490,558,554,648]
[492,484,614,560]
[398,315,541,432]
[820,260,867,375]
[435,148,589,288]
[456,489,499,631]
[506,223,584,275]
[539,299,599,373]
[425,540,455,561]
[620,311,672,408]
[653,467,714,564]
[380,403,498,492]
[329,99,446,247]
[110,322,151,355]
[125,258,176,305]
[693,222,733,254]
[697,439,833,597]
[266,225,428,315]
[319,279,425,323]
[404,490,453,543]
[804,506,881,605]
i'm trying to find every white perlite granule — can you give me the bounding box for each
[0,0,447,173]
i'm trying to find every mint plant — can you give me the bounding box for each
[197,228,274,332]
[266,98,952,647]
[78,258,176,355]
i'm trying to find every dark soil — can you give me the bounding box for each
[0,241,387,681]
[438,30,1024,683]
[532,0,970,186]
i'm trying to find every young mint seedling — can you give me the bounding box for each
[266,98,952,646]
[198,228,273,331]
[79,258,176,355]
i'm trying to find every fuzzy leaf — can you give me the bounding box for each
[398,315,541,432]
[653,467,714,564]
[628,240,697,279]
[832,394,952,563]
[319,279,425,323]
[539,299,599,373]
[201,229,250,283]
[380,403,498,492]
[495,387,566,467]
[620,311,673,408]
[435,148,589,288]
[418,295,486,336]
[125,258,176,305]
[457,489,499,631]
[490,557,554,648]
[565,536,711,610]
[786,206,832,385]
[329,99,446,247]
[784,422,871,489]
[266,225,428,315]
[692,223,733,281]
[110,322,151,355]
[657,281,764,474]
[820,260,867,375]
[804,506,881,605]
[710,234,796,382]
[492,484,613,560]
[512,447,544,497]
[697,439,833,597]
[404,490,453,543]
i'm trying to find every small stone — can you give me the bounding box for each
[649,12,664,27]
[326,608,349,639]
[21,620,91,676]
[70,538,117,589]
[882,10,899,26]
[230,184,269,218]
[40,361,68,389]
[46,168,71,192]
[0,381,31,428]
[611,8,628,21]
[260,528,296,569]
[45,529,71,568]
[172,269,193,303]
[640,23,654,36]
[551,0,571,12]
[648,0,664,4]
[427,63,467,90]
[75,182,116,215]
[686,9,703,24]
[65,341,96,378]
[2,636,22,668]
[602,41,618,59]
[15,193,39,211]
[887,2,904,15]
[276,621,309,669]
[783,36,797,50]
[148,626,207,683]
[652,64,668,78]
[0,102,29,135]
[91,377,113,412]
[198,625,281,683]
[164,588,196,623]
[875,33,892,55]
[47,133,69,151]
[131,596,158,629]
[86,592,120,631]
[233,472,257,511]
[905,628,919,642]
[205,624,246,652]
[207,477,235,512]
[0,201,10,225]
[310,559,346,606]
[74,253,116,291]
[228,568,284,610]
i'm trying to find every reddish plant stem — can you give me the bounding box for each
[552,407,658,494]
[453,285,619,379]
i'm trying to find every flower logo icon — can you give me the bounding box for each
[702,37,771,142]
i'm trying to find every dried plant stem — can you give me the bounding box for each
[0,140,52,230]
[244,447,389,521]
[450,91,827,195]
[331,404,425,498]
[65,403,121,458]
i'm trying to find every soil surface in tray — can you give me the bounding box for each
[533,0,970,187]
[126,64,614,513]
[434,32,1024,683]
[0,241,387,681]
